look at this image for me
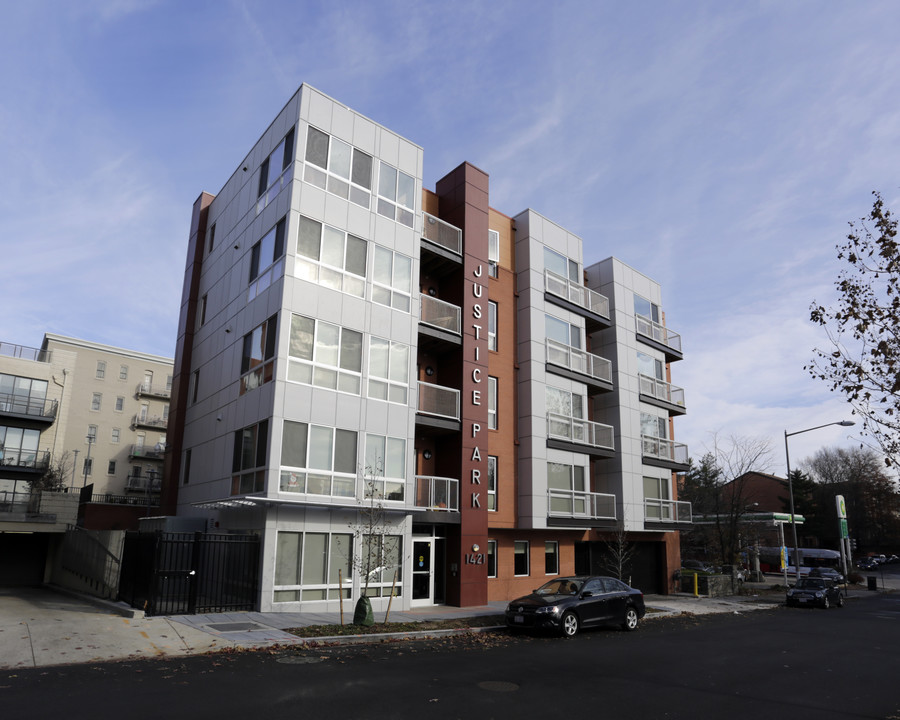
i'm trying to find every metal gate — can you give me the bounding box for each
[119,531,260,616]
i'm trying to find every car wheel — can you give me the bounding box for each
[561,611,579,637]
[622,606,639,631]
[837,594,844,608]
[823,596,830,610]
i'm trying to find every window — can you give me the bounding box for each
[545,541,559,575]
[641,412,668,439]
[182,448,191,485]
[487,456,497,511]
[364,434,406,501]
[488,376,497,429]
[274,531,353,602]
[199,294,208,326]
[544,247,579,283]
[288,314,362,394]
[361,534,403,598]
[279,421,357,498]
[368,337,409,404]
[257,127,295,212]
[637,351,664,380]
[207,223,216,254]
[249,216,286,300]
[166,375,173,391]
[0,426,40,466]
[634,294,660,323]
[0,374,48,414]
[376,162,415,227]
[96,361,106,379]
[107,460,116,475]
[91,393,102,411]
[241,314,278,394]
[231,420,268,495]
[372,246,412,312]
[303,126,373,209]
[514,541,529,576]
[119,365,128,381]
[111,428,120,443]
[87,425,98,441]
[83,457,93,476]
[295,215,367,298]
[487,540,497,578]
[545,314,582,349]
[644,476,671,520]
[488,301,497,352]
[546,386,584,420]
[190,370,200,404]
[488,229,500,278]
[547,462,587,515]
[115,396,124,412]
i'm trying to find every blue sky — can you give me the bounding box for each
[2,0,894,467]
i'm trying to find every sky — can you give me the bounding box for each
[1,0,895,471]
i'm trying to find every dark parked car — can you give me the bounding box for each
[858,557,879,570]
[786,577,843,609]
[505,576,645,637]
[682,560,714,573]
[808,567,845,584]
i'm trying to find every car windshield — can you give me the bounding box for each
[536,579,583,596]
[797,578,826,589]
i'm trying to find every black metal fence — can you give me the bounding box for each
[119,531,260,616]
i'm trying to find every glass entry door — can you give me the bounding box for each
[411,539,433,605]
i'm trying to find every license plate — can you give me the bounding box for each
[799,598,808,603]
[514,616,524,623]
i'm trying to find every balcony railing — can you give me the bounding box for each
[136,382,171,399]
[0,450,51,472]
[129,444,165,460]
[414,475,459,512]
[0,342,50,363]
[125,474,162,493]
[546,339,612,384]
[422,212,462,255]
[0,393,58,419]
[547,413,615,451]
[544,270,610,319]
[132,414,168,430]
[641,435,689,465]
[635,315,682,354]
[417,381,460,421]
[638,374,685,408]
[0,490,38,514]
[547,489,617,520]
[420,294,461,336]
[644,498,692,523]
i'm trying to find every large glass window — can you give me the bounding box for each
[304,126,373,209]
[231,420,268,495]
[372,246,412,312]
[280,421,357,498]
[641,412,668,439]
[546,386,584,419]
[257,127,295,211]
[288,315,362,395]
[634,294,660,323]
[637,351,664,380]
[361,534,403,597]
[0,426,40,466]
[363,434,406,501]
[240,314,278,394]
[295,215,367,298]
[545,314,582,349]
[274,531,352,602]
[547,462,587,515]
[487,455,497,511]
[644,475,671,520]
[544,247,579,283]
[376,162,415,227]
[367,337,409,404]
[514,540,530,576]
[249,217,286,300]
[0,374,48,415]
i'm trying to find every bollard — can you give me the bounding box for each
[693,572,699,597]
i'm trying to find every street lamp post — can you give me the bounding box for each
[784,420,854,584]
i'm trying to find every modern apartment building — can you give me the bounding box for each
[164,85,690,613]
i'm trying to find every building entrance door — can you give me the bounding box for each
[411,538,433,606]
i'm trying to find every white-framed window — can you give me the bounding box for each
[249,217,286,300]
[257,127,295,212]
[364,434,406,501]
[367,337,409,404]
[376,162,415,227]
[115,396,124,412]
[107,460,116,475]
[545,541,559,575]
[119,365,128,381]
[295,214,367,298]
[288,314,362,395]
[546,386,585,421]
[232,420,268,495]
[372,246,412,312]
[240,314,278,394]
[545,314,582,349]
[90,393,102,411]
[111,428,120,443]
[279,421,358,498]
[303,126,373,209]
[488,301,497,352]
[637,350,665,380]
[163,406,169,422]
[544,247,579,283]
[361,534,403,597]
[644,475,672,520]
[487,455,497,511]
[487,540,497,578]
[634,294,660,323]
[641,412,668,439]
[166,375,173,392]
[83,457,93,476]
[488,376,497,430]
[96,361,106,379]
[514,540,529,576]
[87,425,98,441]
[488,229,500,278]
[547,462,587,516]
[274,531,353,603]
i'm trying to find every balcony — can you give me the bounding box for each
[0,450,51,474]
[644,498,692,525]
[125,474,162,493]
[546,339,612,392]
[638,374,686,415]
[635,314,683,361]
[414,475,459,512]
[419,294,462,347]
[422,213,462,256]
[132,414,168,431]
[641,435,689,470]
[0,393,58,424]
[547,489,617,521]
[544,270,610,327]
[136,382,171,400]
[0,342,50,363]
[546,413,615,457]
[417,381,460,422]
[129,444,165,461]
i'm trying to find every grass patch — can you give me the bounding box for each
[284,615,506,638]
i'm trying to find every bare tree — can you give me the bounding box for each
[602,514,635,584]
[29,451,71,493]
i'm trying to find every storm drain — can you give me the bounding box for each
[206,622,268,633]
[276,656,324,665]
[477,681,519,693]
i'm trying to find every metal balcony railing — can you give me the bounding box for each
[420,294,461,336]
[0,450,51,471]
[132,414,168,430]
[0,490,38,514]
[414,475,459,512]
[547,413,615,451]
[641,435,689,465]
[422,213,462,255]
[635,315,682,354]
[136,382,171,399]
[417,381,460,421]
[0,342,50,363]
[0,393,58,419]
[129,444,165,460]
[638,374,685,407]
[546,339,612,384]
[125,474,162,493]
[644,498,692,523]
[544,270,610,319]
[547,489,617,520]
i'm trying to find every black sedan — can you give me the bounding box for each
[786,577,844,609]
[505,576,645,637]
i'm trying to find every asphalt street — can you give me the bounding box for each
[2,591,898,720]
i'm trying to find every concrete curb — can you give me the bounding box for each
[46,584,145,619]
[276,624,507,648]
